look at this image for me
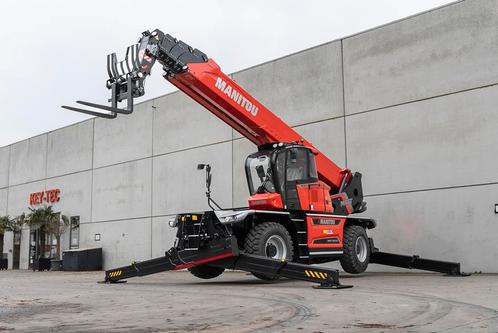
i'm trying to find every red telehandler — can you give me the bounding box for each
[63,29,466,288]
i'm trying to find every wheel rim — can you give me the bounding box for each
[265,235,287,260]
[355,236,368,263]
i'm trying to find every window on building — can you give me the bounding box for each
[69,216,80,249]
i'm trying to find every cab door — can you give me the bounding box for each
[275,147,319,210]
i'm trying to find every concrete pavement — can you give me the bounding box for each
[1,270,497,332]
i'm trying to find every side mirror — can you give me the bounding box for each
[196,163,222,210]
[256,165,266,182]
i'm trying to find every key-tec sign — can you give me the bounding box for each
[29,189,61,205]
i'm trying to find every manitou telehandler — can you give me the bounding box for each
[63,29,466,288]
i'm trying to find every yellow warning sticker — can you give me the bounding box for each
[109,270,122,278]
[305,270,327,280]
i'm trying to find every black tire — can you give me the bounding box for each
[243,222,294,281]
[340,225,370,274]
[188,264,225,279]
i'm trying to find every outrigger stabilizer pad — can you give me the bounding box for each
[313,283,353,290]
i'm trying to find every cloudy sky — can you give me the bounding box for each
[0,0,453,147]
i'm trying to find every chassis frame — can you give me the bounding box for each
[103,210,466,288]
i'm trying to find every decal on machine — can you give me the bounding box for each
[215,77,259,116]
[311,218,341,225]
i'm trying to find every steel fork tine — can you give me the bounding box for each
[61,105,116,119]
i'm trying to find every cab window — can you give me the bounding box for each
[286,148,309,181]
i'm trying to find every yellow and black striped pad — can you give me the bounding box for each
[107,270,123,278]
[304,269,328,280]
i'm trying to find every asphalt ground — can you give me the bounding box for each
[0,270,497,332]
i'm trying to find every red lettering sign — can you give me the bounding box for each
[29,189,61,205]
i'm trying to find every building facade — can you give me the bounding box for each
[1,0,497,271]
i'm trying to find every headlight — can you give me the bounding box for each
[168,215,179,228]
[219,215,236,224]
[215,210,251,224]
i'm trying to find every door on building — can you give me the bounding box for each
[29,229,56,269]
[69,216,80,249]
[29,230,38,269]
[13,231,21,269]
[0,233,4,256]
[0,233,5,269]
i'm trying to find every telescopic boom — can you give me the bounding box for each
[63,29,351,192]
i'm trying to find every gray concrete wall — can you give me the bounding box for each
[0,188,7,264]
[46,120,94,178]
[1,0,497,271]
[0,146,10,189]
[342,0,498,114]
[93,101,153,168]
[92,159,152,222]
[8,135,47,187]
[342,0,498,272]
[231,40,344,128]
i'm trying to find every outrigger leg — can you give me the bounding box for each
[368,239,469,276]
[102,236,350,288]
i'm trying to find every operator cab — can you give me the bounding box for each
[245,143,332,212]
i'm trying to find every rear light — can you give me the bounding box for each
[250,199,267,205]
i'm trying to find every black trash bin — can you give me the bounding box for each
[62,248,102,271]
[32,257,51,271]
[0,253,7,270]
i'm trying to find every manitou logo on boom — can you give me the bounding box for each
[215,77,259,116]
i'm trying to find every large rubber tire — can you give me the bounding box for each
[188,264,225,279]
[243,222,294,281]
[340,225,370,274]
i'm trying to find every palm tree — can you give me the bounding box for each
[27,206,55,259]
[0,215,10,234]
[0,214,25,268]
[0,215,15,268]
[26,206,69,260]
[0,214,25,234]
[46,214,69,260]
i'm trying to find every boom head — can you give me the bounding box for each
[61,29,207,119]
